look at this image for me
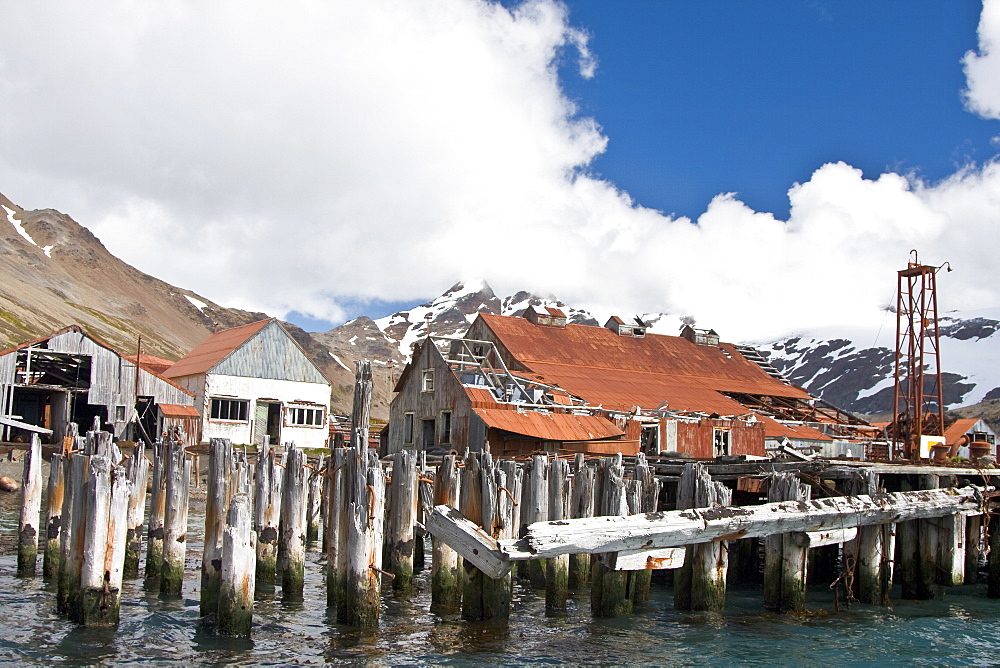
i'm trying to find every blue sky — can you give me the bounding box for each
[4,0,999,340]
[557,1,995,221]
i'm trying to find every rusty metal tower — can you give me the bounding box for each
[891,250,949,459]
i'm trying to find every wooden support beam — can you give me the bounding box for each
[426,485,988,580]
[790,527,858,549]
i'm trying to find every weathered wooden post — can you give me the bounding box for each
[57,449,86,615]
[989,509,1000,598]
[965,514,983,585]
[307,453,325,544]
[546,456,571,612]
[484,455,520,620]
[325,445,347,607]
[917,474,941,597]
[145,440,167,581]
[431,453,462,609]
[337,448,385,626]
[202,438,234,615]
[414,449,432,571]
[387,449,417,594]
[17,434,43,575]
[79,456,130,625]
[254,448,283,584]
[524,454,549,589]
[591,454,633,617]
[568,453,594,589]
[460,451,485,620]
[160,439,190,596]
[629,453,660,605]
[847,470,894,605]
[674,463,731,612]
[279,444,308,599]
[218,493,255,637]
[763,472,810,612]
[123,443,150,578]
[43,451,65,580]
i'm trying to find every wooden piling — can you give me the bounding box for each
[629,453,660,605]
[545,457,570,612]
[57,450,86,615]
[17,434,43,575]
[253,448,283,584]
[279,444,308,599]
[965,514,982,585]
[675,463,730,612]
[524,454,549,589]
[763,472,810,612]
[306,453,325,544]
[217,493,255,637]
[202,438,234,615]
[387,449,417,594]
[844,470,894,605]
[145,440,167,581]
[79,456,130,625]
[989,510,1000,598]
[917,474,941,597]
[591,454,632,618]
[460,451,485,621]
[414,450,432,572]
[325,446,347,607]
[160,440,190,597]
[43,452,65,580]
[336,448,385,627]
[568,453,594,589]
[431,453,462,610]
[123,443,150,578]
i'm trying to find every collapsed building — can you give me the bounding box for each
[387,308,875,458]
[0,325,198,445]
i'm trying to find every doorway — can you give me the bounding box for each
[421,418,436,450]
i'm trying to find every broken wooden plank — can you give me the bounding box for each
[600,546,685,571]
[790,527,858,549]
[426,504,508,578]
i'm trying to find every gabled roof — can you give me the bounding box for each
[475,313,810,414]
[164,319,272,379]
[124,353,174,376]
[944,417,993,445]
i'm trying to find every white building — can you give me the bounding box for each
[164,319,331,448]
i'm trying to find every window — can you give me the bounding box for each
[403,412,414,444]
[441,410,452,444]
[421,369,434,392]
[114,405,126,422]
[287,405,325,427]
[210,398,249,422]
[713,428,731,457]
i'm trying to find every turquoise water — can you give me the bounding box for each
[1,492,999,665]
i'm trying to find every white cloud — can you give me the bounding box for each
[1,0,999,344]
[964,0,1000,119]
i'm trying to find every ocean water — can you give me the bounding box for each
[1,491,999,665]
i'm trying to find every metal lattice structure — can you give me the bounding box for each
[891,251,948,459]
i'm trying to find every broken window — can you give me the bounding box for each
[422,369,434,392]
[403,412,414,444]
[441,410,452,444]
[713,428,731,457]
[210,398,249,422]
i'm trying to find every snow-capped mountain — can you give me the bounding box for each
[757,308,1000,417]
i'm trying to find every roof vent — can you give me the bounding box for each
[605,315,646,338]
[524,305,567,328]
[680,324,720,346]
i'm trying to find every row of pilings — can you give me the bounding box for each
[10,373,1000,635]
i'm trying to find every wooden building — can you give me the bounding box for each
[388,308,870,458]
[164,319,331,448]
[0,325,196,444]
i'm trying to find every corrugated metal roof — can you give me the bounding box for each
[758,416,832,441]
[159,403,200,418]
[477,314,810,414]
[164,319,272,379]
[474,408,624,441]
[944,417,985,445]
[124,353,174,376]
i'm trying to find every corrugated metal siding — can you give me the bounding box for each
[675,418,765,458]
[210,321,329,384]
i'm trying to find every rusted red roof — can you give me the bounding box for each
[758,416,832,441]
[477,314,810,414]
[164,319,272,379]
[159,404,200,418]
[944,418,983,445]
[124,353,174,376]
[474,408,624,441]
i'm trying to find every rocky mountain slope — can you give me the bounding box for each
[3,193,997,427]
